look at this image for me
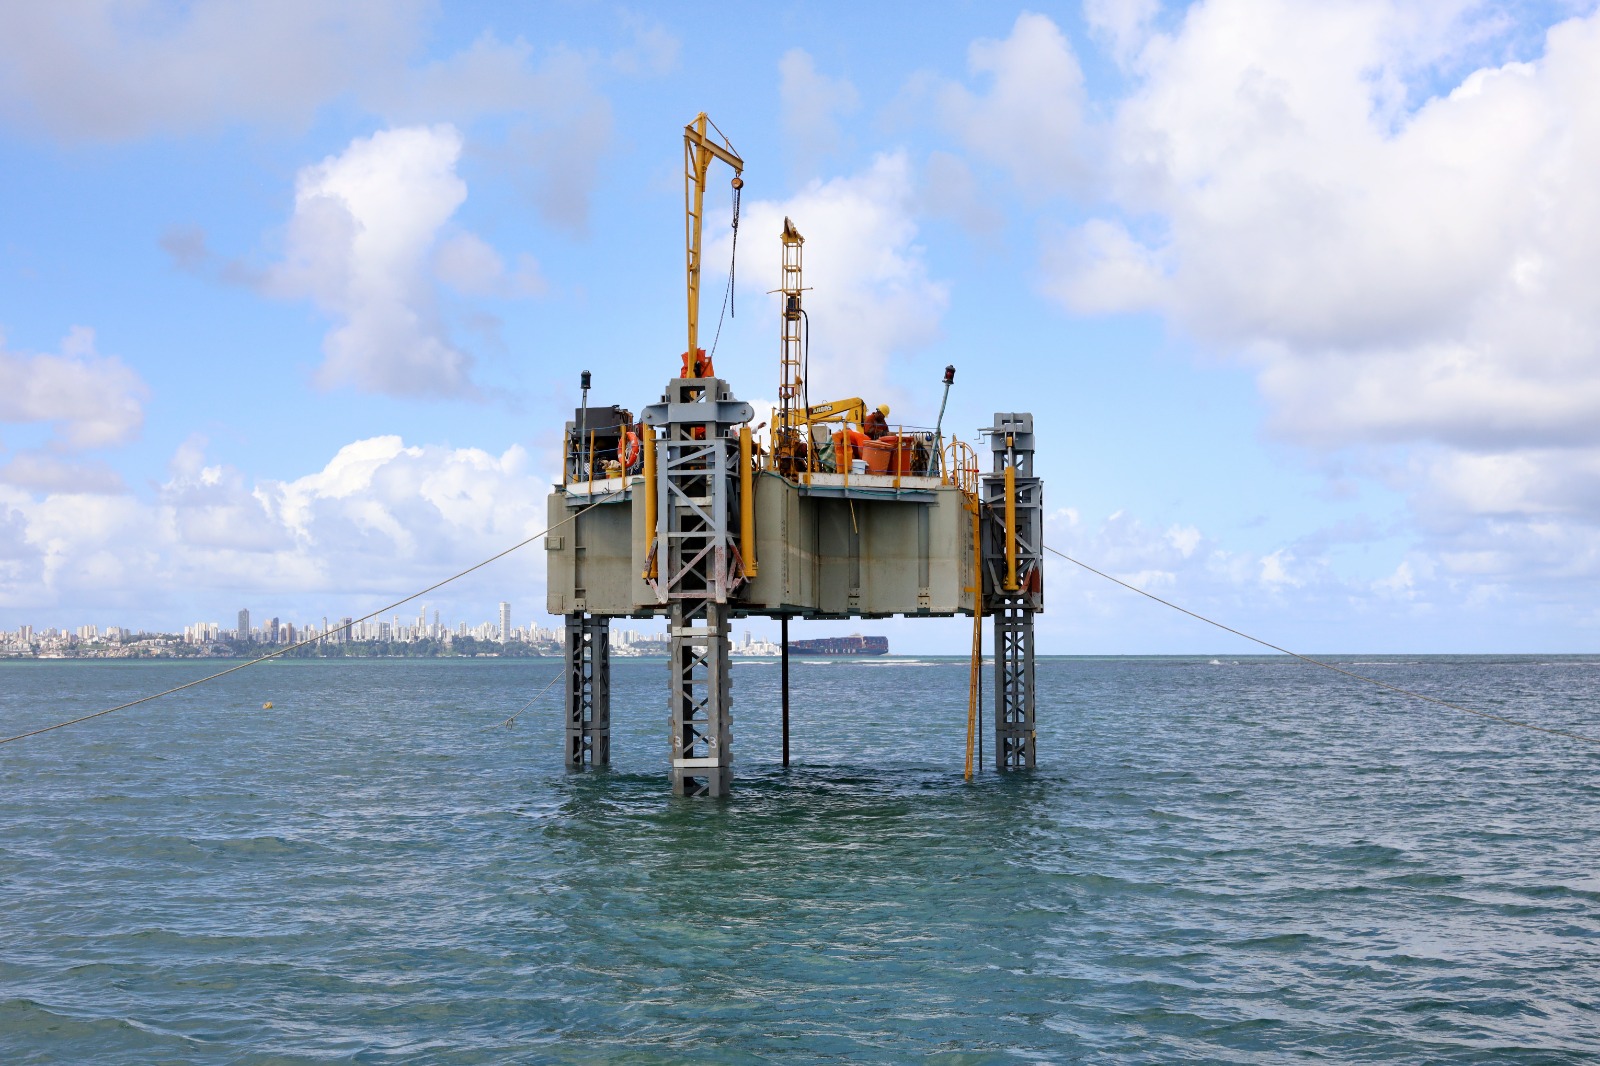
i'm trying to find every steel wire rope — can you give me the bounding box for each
[1036,537,1600,746]
[486,669,566,731]
[707,182,740,362]
[0,490,625,747]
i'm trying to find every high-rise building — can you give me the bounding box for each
[341,616,354,643]
[499,601,511,641]
[238,608,250,641]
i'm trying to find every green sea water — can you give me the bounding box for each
[2,655,1598,1063]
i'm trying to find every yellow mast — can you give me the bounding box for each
[682,113,743,378]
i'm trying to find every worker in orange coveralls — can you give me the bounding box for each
[863,403,890,439]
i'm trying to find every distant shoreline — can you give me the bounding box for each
[3,652,1594,664]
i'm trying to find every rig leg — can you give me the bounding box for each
[992,599,1036,770]
[668,601,733,796]
[978,412,1042,772]
[780,616,790,768]
[564,613,610,768]
[645,374,750,797]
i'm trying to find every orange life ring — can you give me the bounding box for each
[618,429,641,470]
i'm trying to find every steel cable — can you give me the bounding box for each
[1040,540,1600,746]
[0,490,623,747]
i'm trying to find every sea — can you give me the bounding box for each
[2,654,1597,1064]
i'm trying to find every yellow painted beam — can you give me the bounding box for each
[642,424,658,580]
[740,425,757,579]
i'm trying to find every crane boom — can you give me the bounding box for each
[683,113,744,379]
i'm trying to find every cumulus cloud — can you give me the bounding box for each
[779,49,860,176]
[1029,504,1555,650]
[1084,0,1161,66]
[715,153,949,403]
[1052,4,1600,448]
[263,125,517,398]
[610,13,680,77]
[0,327,148,451]
[943,3,1600,594]
[920,150,1004,237]
[939,12,1094,198]
[377,39,616,233]
[0,5,640,236]
[0,435,553,622]
[0,452,125,495]
[0,0,423,140]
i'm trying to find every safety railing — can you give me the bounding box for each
[942,440,979,495]
[768,421,942,483]
[564,423,645,490]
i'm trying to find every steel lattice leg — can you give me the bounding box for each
[668,601,733,796]
[993,599,1035,770]
[565,613,610,768]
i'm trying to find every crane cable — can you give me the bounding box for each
[1038,540,1600,747]
[0,490,625,748]
[707,182,741,362]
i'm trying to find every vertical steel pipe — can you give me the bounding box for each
[781,616,790,768]
[1005,462,1018,592]
[642,424,658,579]
[739,424,757,579]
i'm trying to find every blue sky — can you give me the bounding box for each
[2,0,1598,653]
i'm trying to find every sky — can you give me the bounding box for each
[2,0,1599,654]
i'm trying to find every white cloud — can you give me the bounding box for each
[265,125,511,398]
[379,40,616,233]
[0,6,629,235]
[938,12,1093,197]
[0,435,553,623]
[920,150,1004,237]
[779,49,860,176]
[717,153,949,404]
[0,327,148,451]
[0,0,423,140]
[982,3,1600,592]
[610,13,680,77]
[0,452,125,495]
[1084,0,1161,66]
[1054,3,1600,447]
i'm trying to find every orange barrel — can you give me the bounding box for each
[860,438,893,474]
[879,434,916,475]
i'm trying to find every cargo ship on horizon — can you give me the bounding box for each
[785,634,889,656]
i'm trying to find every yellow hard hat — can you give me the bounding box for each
[876,404,890,416]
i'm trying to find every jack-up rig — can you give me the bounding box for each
[545,113,1044,795]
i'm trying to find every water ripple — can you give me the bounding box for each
[3,655,1598,1062]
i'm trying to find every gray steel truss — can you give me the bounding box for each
[980,411,1043,772]
[643,376,752,796]
[993,598,1036,769]
[564,612,610,768]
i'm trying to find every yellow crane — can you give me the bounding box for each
[682,113,743,379]
[804,397,865,424]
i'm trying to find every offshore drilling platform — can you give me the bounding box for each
[545,114,1044,795]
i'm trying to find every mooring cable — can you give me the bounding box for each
[0,490,624,747]
[488,669,565,731]
[1040,540,1600,746]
